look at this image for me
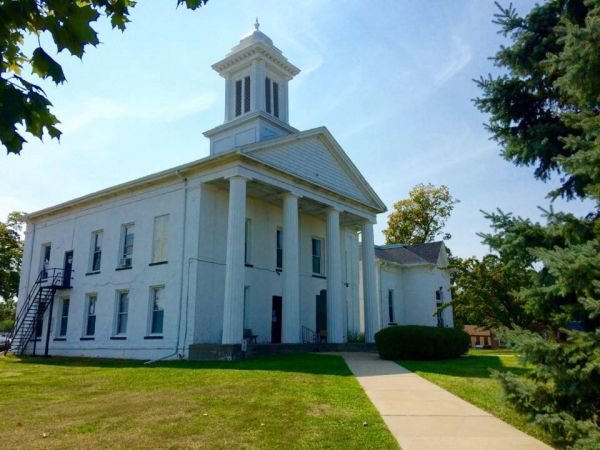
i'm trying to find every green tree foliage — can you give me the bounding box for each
[474,1,600,447]
[450,251,535,330]
[0,211,25,301]
[0,211,25,332]
[0,299,16,332]
[383,183,459,245]
[0,0,209,155]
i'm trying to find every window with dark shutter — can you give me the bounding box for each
[244,76,251,113]
[273,81,279,117]
[235,80,242,116]
[276,228,283,270]
[388,290,395,323]
[265,77,272,114]
[312,238,323,275]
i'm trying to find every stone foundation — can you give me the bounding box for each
[188,342,376,361]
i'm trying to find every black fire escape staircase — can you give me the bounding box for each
[7,268,72,357]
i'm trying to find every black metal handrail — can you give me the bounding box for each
[302,326,317,344]
[7,268,72,354]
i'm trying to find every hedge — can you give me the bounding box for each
[374,325,470,360]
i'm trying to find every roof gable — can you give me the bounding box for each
[241,128,386,211]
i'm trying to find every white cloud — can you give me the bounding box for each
[433,33,472,88]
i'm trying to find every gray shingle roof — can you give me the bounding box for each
[375,241,444,266]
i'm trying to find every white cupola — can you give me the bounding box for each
[204,20,301,155]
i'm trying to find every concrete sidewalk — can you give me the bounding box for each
[341,352,553,450]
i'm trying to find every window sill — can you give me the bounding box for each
[245,263,254,268]
[85,271,101,276]
[149,261,168,267]
[115,266,132,271]
[110,336,127,340]
[80,337,95,341]
[312,274,326,279]
[144,335,164,340]
[53,337,67,341]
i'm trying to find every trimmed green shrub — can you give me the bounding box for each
[375,325,470,360]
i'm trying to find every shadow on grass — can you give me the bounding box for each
[398,355,530,378]
[3,352,354,376]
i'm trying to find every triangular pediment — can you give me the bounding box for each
[241,127,386,211]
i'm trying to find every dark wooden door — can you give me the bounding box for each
[63,251,73,287]
[316,289,327,337]
[271,296,282,343]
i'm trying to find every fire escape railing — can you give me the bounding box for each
[6,268,72,356]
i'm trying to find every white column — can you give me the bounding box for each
[222,176,247,344]
[326,207,345,343]
[282,193,300,343]
[361,221,379,343]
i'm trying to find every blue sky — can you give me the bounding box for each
[0,0,592,257]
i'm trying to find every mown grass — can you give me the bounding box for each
[398,349,552,446]
[0,353,398,449]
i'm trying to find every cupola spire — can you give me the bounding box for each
[204,24,301,155]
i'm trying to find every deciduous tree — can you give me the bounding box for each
[450,252,535,330]
[0,0,209,155]
[0,211,25,301]
[0,299,16,332]
[383,183,458,245]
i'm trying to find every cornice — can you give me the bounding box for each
[212,43,300,78]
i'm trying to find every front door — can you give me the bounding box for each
[63,251,73,287]
[316,289,327,341]
[271,296,282,344]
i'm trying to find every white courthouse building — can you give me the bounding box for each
[13,24,453,360]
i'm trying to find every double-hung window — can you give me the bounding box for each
[235,76,251,117]
[119,224,134,268]
[116,291,129,335]
[312,238,323,275]
[85,294,97,336]
[150,286,165,335]
[151,215,169,264]
[435,287,445,328]
[276,228,283,270]
[40,243,51,279]
[57,297,70,337]
[89,231,103,272]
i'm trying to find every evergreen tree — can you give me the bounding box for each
[474,1,600,448]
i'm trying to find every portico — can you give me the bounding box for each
[214,171,380,345]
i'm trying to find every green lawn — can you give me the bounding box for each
[398,350,552,446]
[0,353,398,449]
